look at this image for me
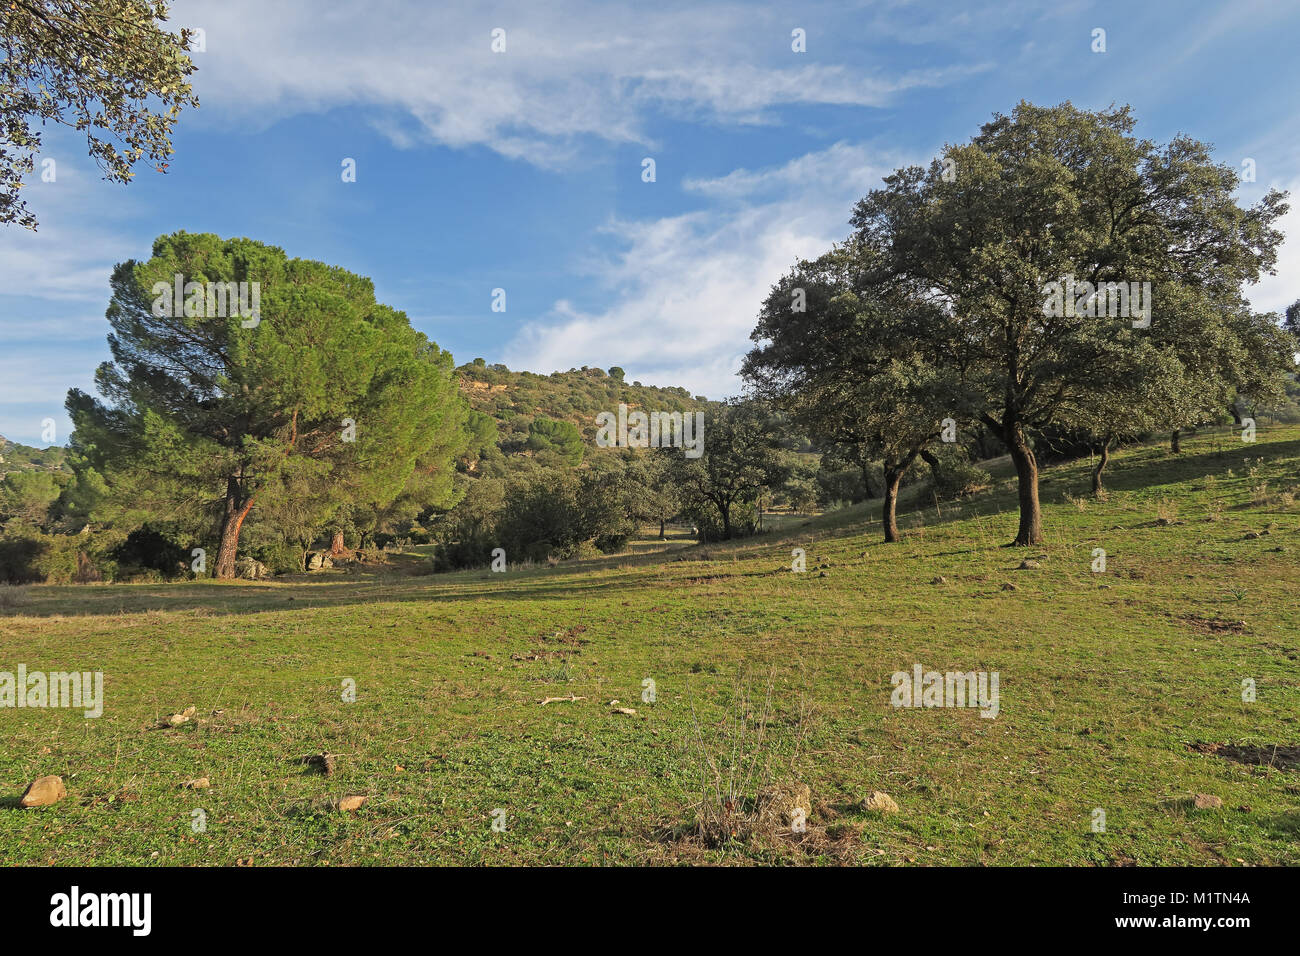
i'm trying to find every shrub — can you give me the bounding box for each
[0,524,119,583]
[433,479,506,570]
[926,459,991,501]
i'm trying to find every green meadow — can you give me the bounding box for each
[2,424,1297,866]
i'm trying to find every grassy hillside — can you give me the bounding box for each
[1,424,1297,865]
[457,361,716,446]
[0,436,66,477]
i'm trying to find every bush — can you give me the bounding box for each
[0,524,119,583]
[433,479,506,570]
[112,526,188,578]
[252,541,304,574]
[927,459,991,501]
[816,466,869,506]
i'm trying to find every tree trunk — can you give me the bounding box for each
[658,518,666,539]
[719,503,731,539]
[1091,436,1111,495]
[861,462,880,499]
[919,447,942,484]
[1170,429,1181,454]
[329,530,346,556]
[882,466,904,542]
[213,477,254,579]
[1229,404,1243,427]
[1006,428,1043,545]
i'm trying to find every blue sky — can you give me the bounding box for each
[2,0,1298,445]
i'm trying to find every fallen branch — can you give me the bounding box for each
[538,694,587,705]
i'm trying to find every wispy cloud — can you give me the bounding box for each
[171,0,978,165]
[503,142,909,398]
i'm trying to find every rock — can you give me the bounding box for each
[1156,517,1171,527]
[861,790,899,814]
[1018,559,1041,570]
[234,557,270,580]
[19,775,66,807]
[931,576,947,585]
[817,570,828,578]
[165,706,197,727]
[336,795,367,813]
[1000,582,1018,591]
[306,551,334,571]
[611,707,637,716]
[757,782,812,829]
[1193,793,1223,810]
[181,777,210,789]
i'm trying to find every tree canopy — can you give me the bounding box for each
[67,232,468,577]
[1,0,199,228]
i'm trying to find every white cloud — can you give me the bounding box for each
[171,0,977,164]
[503,142,908,398]
[0,160,128,302]
[1247,178,1300,316]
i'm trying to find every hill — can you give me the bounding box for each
[456,360,718,449]
[0,435,67,477]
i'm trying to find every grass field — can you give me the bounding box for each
[2,425,1298,866]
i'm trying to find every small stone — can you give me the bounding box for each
[336,795,367,812]
[817,570,828,578]
[19,775,66,807]
[165,706,197,727]
[181,777,210,789]
[931,576,947,585]
[1018,559,1040,570]
[611,707,637,716]
[1156,517,1171,527]
[1244,531,1261,540]
[862,790,899,814]
[1193,793,1223,810]
[1000,582,1017,591]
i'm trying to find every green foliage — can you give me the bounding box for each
[433,478,505,570]
[0,470,61,527]
[0,522,119,583]
[0,1,200,228]
[691,498,758,542]
[67,232,469,576]
[672,402,786,540]
[496,469,631,562]
[525,417,584,466]
[925,454,992,501]
[456,360,713,468]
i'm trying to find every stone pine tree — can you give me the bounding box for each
[852,101,1288,544]
[66,232,468,578]
[1,0,200,228]
[744,244,975,542]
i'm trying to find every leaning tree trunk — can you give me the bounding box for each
[1006,428,1043,546]
[1091,436,1112,496]
[213,476,254,579]
[919,447,942,484]
[1170,429,1181,454]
